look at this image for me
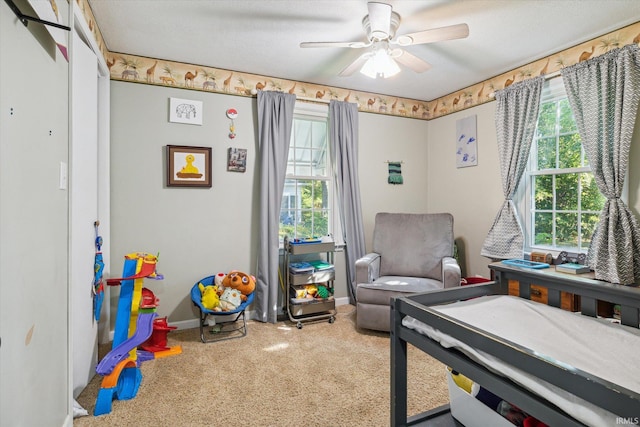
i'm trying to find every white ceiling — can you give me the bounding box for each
[87,0,640,101]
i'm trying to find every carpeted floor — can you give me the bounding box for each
[74,304,449,426]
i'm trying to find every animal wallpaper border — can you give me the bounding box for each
[76,0,640,121]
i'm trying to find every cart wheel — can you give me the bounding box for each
[296,321,303,329]
[329,316,335,324]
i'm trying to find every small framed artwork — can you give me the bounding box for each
[169,97,203,125]
[166,145,212,187]
[227,148,247,173]
[456,115,478,168]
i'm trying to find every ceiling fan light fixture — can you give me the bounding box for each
[360,48,400,79]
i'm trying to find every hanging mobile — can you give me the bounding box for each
[226,108,238,139]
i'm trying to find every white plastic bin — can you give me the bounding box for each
[446,369,512,427]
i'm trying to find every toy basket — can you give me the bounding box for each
[190,275,255,343]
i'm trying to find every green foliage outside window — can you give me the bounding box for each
[530,92,605,251]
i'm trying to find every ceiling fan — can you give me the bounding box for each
[300,1,469,78]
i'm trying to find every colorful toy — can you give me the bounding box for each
[93,252,181,416]
[93,220,105,322]
[199,282,220,311]
[222,271,256,299]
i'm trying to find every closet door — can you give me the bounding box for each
[71,30,99,396]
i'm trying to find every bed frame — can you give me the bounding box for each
[390,262,640,427]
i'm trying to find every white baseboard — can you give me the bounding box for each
[107,297,352,340]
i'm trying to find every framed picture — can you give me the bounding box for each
[169,97,203,125]
[166,145,212,187]
[456,115,478,168]
[227,148,247,173]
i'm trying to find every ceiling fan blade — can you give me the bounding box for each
[394,23,469,46]
[339,53,371,76]
[367,2,392,39]
[300,41,370,49]
[392,49,431,73]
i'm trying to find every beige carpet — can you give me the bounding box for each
[74,305,449,426]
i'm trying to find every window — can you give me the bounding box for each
[279,104,333,243]
[522,78,606,253]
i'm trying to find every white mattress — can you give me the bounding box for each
[402,295,640,427]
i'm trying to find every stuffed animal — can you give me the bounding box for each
[214,272,226,287]
[222,271,255,300]
[215,288,243,311]
[198,282,220,311]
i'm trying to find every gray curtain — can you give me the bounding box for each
[481,76,544,260]
[255,90,296,322]
[329,100,365,303]
[561,44,640,284]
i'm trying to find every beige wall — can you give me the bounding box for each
[109,82,431,324]
[427,102,500,278]
[427,99,640,279]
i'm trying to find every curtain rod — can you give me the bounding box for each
[4,0,70,31]
[488,69,562,99]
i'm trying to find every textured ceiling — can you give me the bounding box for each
[87,0,640,101]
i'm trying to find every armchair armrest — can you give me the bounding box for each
[442,256,462,288]
[355,253,381,284]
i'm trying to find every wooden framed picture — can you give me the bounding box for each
[166,145,212,188]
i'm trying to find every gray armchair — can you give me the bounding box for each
[355,212,461,331]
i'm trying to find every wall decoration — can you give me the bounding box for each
[387,161,403,185]
[456,115,478,168]
[169,97,203,125]
[226,108,238,139]
[166,145,212,187]
[227,148,247,173]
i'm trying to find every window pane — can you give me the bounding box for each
[558,99,577,133]
[536,137,556,170]
[311,121,327,149]
[533,175,553,210]
[280,111,331,242]
[295,164,311,176]
[558,134,582,169]
[534,212,553,246]
[581,213,600,248]
[556,212,578,247]
[537,102,557,138]
[555,173,578,211]
[311,148,327,177]
[580,173,605,211]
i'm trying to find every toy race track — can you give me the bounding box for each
[96,312,157,375]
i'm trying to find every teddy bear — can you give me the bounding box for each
[198,282,220,311]
[221,271,255,300]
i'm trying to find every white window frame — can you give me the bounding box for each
[279,102,343,247]
[518,77,628,257]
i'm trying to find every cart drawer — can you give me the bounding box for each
[289,298,335,317]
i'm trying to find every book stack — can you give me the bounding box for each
[555,263,590,274]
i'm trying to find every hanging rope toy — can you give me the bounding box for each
[226,108,238,139]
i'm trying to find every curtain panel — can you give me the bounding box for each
[481,76,544,260]
[255,90,296,322]
[561,44,640,284]
[329,100,366,303]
